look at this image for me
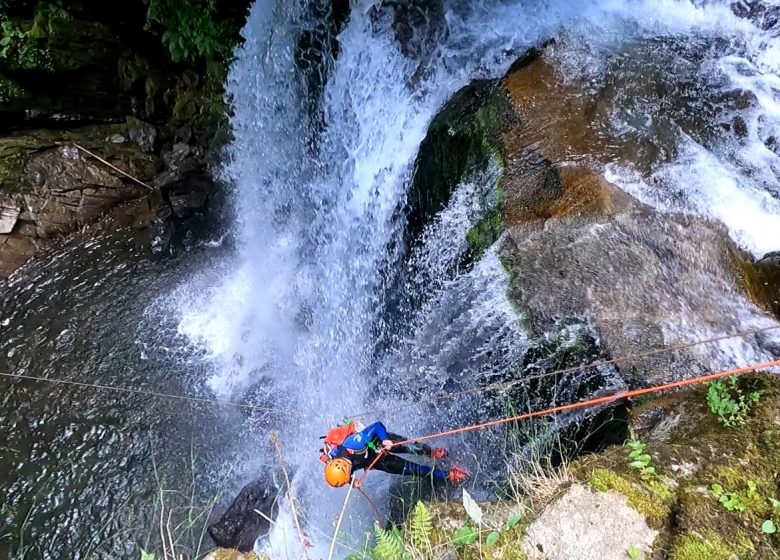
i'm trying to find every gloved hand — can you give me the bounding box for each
[382,439,393,451]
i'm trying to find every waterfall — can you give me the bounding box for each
[172,0,780,556]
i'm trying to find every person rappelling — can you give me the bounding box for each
[320,419,469,488]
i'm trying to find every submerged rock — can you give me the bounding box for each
[208,478,279,553]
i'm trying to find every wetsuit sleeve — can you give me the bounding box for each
[361,422,390,442]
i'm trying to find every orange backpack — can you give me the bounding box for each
[324,421,358,446]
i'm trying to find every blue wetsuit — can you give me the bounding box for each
[329,422,447,481]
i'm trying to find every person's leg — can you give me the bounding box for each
[375,453,447,481]
[387,433,441,458]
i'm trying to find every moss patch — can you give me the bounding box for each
[466,208,505,260]
[670,530,752,560]
[587,468,670,527]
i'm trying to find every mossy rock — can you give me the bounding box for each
[670,530,753,560]
[570,373,780,557]
[585,468,671,528]
[408,78,508,241]
[0,125,129,194]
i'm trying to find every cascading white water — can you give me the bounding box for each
[174,0,780,556]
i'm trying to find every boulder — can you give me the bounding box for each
[208,478,279,553]
[166,174,214,218]
[408,79,506,239]
[127,117,158,153]
[522,484,657,560]
[500,208,761,384]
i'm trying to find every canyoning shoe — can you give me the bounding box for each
[430,447,447,460]
[447,466,469,484]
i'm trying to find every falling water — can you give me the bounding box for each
[173,0,780,556]
[2,0,780,558]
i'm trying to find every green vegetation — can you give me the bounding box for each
[626,440,657,480]
[710,482,749,512]
[466,207,504,259]
[144,0,236,62]
[0,18,54,72]
[588,468,669,527]
[706,375,761,427]
[0,74,25,103]
[347,496,529,560]
[670,531,750,560]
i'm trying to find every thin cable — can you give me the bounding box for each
[348,323,780,419]
[0,371,279,413]
[1,324,778,420]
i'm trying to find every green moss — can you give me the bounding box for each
[588,469,670,527]
[466,208,505,259]
[671,531,752,560]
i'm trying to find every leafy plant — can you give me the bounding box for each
[372,523,409,560]
[711,483,748,512]
[0,18,54,71]
[139,551,155,560]
[505,513,522,530]
[409,501,432,551]
[627,545,642,559]
[627,440,657,480]
[485,531,500,547]
[706,376,761,428]
[763,520,777,535]
[144,0,234,62]
[452,526,478,547]
[462,488,484,525]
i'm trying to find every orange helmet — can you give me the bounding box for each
[324,458,352,488]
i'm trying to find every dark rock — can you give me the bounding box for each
[759,251,780,266]
[167,174,214,218]
[408,79,505,239]
[170,191,209,218]
[739,252,780,319]
[127,117,157,153]
[208,478,279,552]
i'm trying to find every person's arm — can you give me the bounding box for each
[362,422,390,442]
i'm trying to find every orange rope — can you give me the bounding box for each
[354,358,780,484]
[347,324,780,420]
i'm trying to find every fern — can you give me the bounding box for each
[409,501,433,551]
[373,523,408,560]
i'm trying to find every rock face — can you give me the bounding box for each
[500,209,757,384]
[208,478,279,553]
[408,79,505,240]
[739,251,780,319]
[522,484,657,560]
[0,124,213,278]
[411,43,775,386]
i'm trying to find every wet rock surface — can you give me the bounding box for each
[739,251,780,319]
[0,122,217,278]
[208,478,279,552]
